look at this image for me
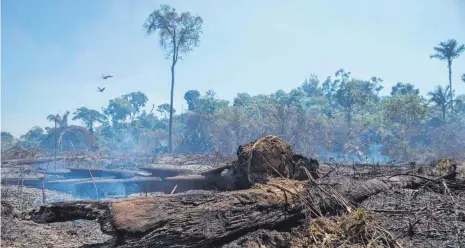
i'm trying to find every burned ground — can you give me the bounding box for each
[1,186,113,248]
[1,139,465,248]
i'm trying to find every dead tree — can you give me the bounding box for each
[30,178,389,247]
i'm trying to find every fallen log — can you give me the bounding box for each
[71,174,226,198]
[44,178,95,192]
[71,177,163,199]
[200,164,231,177]
[1,178,94,193]
[162,175,222,194]
[1,178,43,187]
[66,168,140,179]
[337,178,391,203]
[36,168,152,179]
[139,166,195,178]
[35,169,72,176]
[30,178,389,247]
[1,157,63,166]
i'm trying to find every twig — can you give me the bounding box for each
[318,166,336,180]
[387,171,456,182]
[145,179,148,197]
[88,168,99,199]
[368,207,426,214]
[374,225,404,248]
[170,184,177,195]
[39,152,56,204]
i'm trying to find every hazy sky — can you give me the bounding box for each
[2,0,465,137]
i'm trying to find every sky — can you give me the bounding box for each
[2,0,465,137]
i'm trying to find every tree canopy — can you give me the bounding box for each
[2,8,464,163]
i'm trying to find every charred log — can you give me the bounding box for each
[139,166,195,179]
[30,179,389,247]
[34,168,145,179]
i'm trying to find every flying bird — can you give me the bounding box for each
[97,87,105,92]
[101,74,113,80]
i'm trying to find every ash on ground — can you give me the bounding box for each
[1,186,113,248]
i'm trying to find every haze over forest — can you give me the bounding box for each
[2,0,465,162]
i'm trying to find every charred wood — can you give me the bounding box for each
[30,179,389,247]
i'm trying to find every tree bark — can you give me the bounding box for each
[30,179,389,247]
[448,59,453,112]
[168,35,178,154]
[168,64,175,153]
[54,120,58,171]
[443,106,446,123]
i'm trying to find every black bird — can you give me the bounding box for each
[97,87,105,92]
[101,74,113,80]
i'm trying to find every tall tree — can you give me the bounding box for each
[258,90,300,137]
[427,85,451,123]
[21,126,45,142]
[184,90,201,111]
[157,103,176,119]
[72,107,107,134]
[430,39,465,110]
[46,111,69,158]
[122,91,148,119]
[335,78,375,129]
[103,97,134,126]
[1,132,15,151]
[144,4,203,153]
[47,111,70,128]
[391,82,419,96]
[382,94,427,159]
[197,90,229,115]
[299,74,323,97]
[233,93,252,108]
[370,76,384,96]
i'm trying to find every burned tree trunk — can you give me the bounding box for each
[31,179,304,247]
[30,179,389,247]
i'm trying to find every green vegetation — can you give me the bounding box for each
[2,5,465,163]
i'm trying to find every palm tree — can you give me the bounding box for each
[428,85,451,123]
[47,111,70,128]
[46,111,92,151]
[46,113,62,166]
[430,39,465,111]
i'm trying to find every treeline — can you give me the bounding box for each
[3,4,465,163]
[2,67,465,163]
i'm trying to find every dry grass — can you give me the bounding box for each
[306,208,399,248]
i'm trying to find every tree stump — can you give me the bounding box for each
[224,136,319,189]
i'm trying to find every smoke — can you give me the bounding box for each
[71,181,129,200]
[316,143,391,164]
